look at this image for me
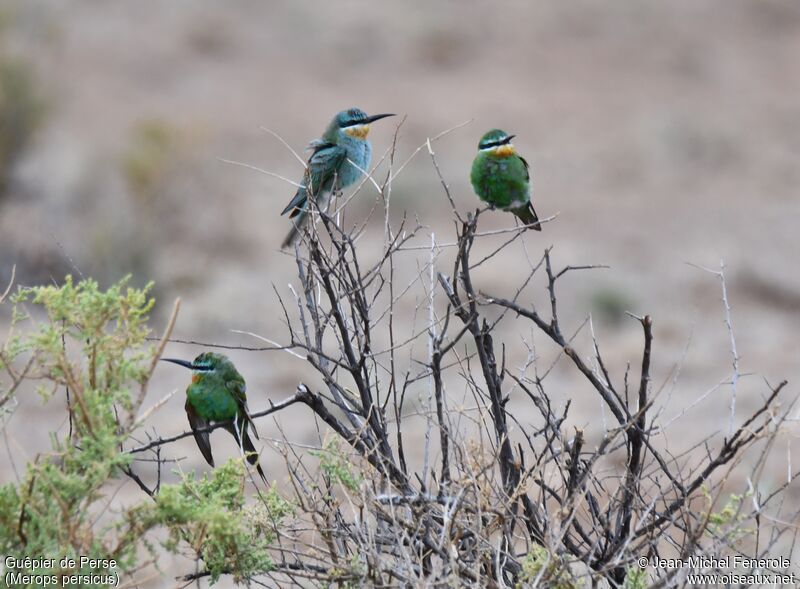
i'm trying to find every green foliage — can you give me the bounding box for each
[0,276,157,582]
[517,545,579,589]
[262,483,296,525]
[9,275,155,429]
[0,52,45,196]
[0,276,282,585]
[137,460,277,583]
[623,567,648,589]
[311,439,362,493]
[704,488,753,541]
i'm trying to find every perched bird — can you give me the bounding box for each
[470,129,541,230]
[280,108,394,248]
[161,352,267,484]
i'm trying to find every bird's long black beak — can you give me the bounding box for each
[504,135,516,143]
[365,113,395,124]
[160,358,195,370]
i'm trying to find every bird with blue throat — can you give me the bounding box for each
[470,129,541,230]
[161,352,267,484]
[280,108,394,248]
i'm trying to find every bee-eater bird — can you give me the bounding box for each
[161,352,267,484]
[280,108,394,248]
[470,129,541,230]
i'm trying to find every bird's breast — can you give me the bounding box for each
[188,384,238,421]
[339,140,371,188]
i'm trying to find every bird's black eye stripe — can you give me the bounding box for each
[344,109,368,127]
[192,363,214,371]
[480,137,511,150]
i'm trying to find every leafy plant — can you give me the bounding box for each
[0,276,284,585]
[139,461,276,583]
[311,439,362,493]
[517,545,578,589]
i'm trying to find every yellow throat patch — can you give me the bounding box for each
[493,144,516,158]
[345,124,370,139]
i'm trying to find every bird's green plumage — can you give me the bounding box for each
[186,353,246,422]
[471,150,530,209]
[165,352,267,484]
[280,108,394,248]
[470,129,541,230]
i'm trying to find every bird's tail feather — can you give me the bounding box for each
[230,419,268,485]
[281,209,307,249]
[280,190,334,249]
[242,429,268,485]
[513,202,542,231]
[281,186,307,218]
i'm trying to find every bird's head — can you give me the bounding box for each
[161,352,234,384]
[478,129,517,157]
[331,108,394,141]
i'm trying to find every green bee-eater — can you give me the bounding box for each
[470,129,541,230]
[280,107,394,248]
[162,352,267,484]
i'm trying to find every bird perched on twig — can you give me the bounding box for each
[161,352,267,484]
[470,129,541,230]
[280,108,394,248]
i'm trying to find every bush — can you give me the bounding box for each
[1,135,796,587]
[0,276,293,585]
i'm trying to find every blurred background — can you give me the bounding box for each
[1,0,799,585]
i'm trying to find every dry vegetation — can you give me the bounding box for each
[4,138,796,586]
[1,2,799,587]
[155,159,796,587]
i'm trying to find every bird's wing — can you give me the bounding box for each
[519,155,531,183]
[226,377,259,439]
[281,143,346,217]
[185,399,215,467]
[306,143,347,196]
[517,155,541,230]
[281,191,306,217]
[305,138,328,152]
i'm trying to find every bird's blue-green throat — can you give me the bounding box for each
[470,129,541,230]
[281,108,394,248]
[162,352,267,484]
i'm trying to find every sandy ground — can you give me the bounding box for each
[1,1,799,586]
